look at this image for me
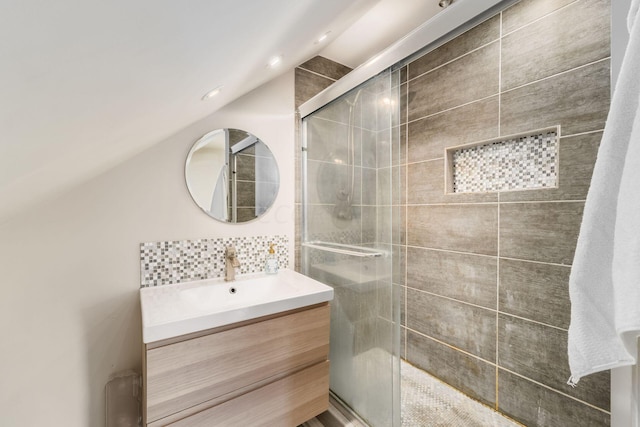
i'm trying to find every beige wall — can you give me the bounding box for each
[0,70,295,427]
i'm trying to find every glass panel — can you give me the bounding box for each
[301,68,401,427]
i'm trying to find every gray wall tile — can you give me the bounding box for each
[298,56,352,81]
[392,283,406,324]
[407,159,499,204]
[393,244,406,286]
[235,154,256,181]
[361,206,378,244]
[375,281,404,328]
[499,258,571,329]
[500,132,602,202]
[400,124,407,165]
[498,314,610,410]
[407,204,498,256]
[406,289,496,360]
[500,202,584,264]
[306,204,363,244]
[502,0,577,35]
[391,165,403,206]
[377,167,392,206]
[407,96,499,162]
[235,180,256,207]
[361,167,376,205]
[502,0,610,91]
[408,42,500,121]
[306,160,362,206]
[357,129,377,168]
[306,118,349,162]
[501,59,610,136]
[377,125,405,168]
[401,327,407,359]
[407,247,497,309]
[498,369,610,427]
[236,208,255,222]
[309,93,352,124]
[377,205,405,245]
[408,14,501,80]
[407,330,496,407]
[295,68,335,108]
[400,83,408,125]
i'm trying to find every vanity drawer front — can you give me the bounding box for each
[146,304,330,423]
[168,361,330,427]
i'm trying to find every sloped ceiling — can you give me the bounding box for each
[0,0,441,222]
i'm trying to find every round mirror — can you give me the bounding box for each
[185,128,279,223]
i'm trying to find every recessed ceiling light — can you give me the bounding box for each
[267,55,283,68]
[315,31,331,44]
[201,86,223,100]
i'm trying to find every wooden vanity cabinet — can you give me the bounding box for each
[142,303,330,427]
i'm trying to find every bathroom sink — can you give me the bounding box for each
[140,268,334,343]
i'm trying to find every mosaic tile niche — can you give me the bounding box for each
[447,127,558,193]
[140,235,289,287]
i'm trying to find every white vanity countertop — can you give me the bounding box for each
[139,268,334,343]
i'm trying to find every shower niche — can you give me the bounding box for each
[445,126,559,194]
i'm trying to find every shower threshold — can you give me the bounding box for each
[302,360,522,427]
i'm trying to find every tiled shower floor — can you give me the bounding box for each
[305,359,522,426]
[401,361,521,427]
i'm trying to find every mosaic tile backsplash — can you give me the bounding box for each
[451,130,558,193]
[140,235,289,287]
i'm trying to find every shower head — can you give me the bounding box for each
[439,0,452,8]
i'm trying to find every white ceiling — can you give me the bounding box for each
[0,0,442,222]
[321,0,442,68]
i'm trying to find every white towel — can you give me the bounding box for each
[567,0,640,385]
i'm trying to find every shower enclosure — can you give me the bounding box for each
[301,68,402,427]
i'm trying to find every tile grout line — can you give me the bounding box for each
[296,66,341,82]
[406,93,499,125]
[407,52,608,126]
[405,245,498,259]
[404,245,573,269]
[405,327,609,415]
[501,56,611,95]
[499,255,572,268]
[405,200,586,207]
[407,38,500,86]
[501,0,581,38]
[404,128,604,166]
[496,12,503,411]
[498,10,503,138]
[499,311,569,333]
[405,326,498,366]
[404,69,409,360]
[498,367,611,415]
[408,287,499,313]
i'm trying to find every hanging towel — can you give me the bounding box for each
[567,0,640,385]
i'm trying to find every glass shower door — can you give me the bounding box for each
[301,68,401,427]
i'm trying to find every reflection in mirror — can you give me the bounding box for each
[185,129,279,223]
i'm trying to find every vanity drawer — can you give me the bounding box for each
[145,303,330,423]
[167,361,330,427]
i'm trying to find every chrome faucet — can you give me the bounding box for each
[225,245,241,281]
